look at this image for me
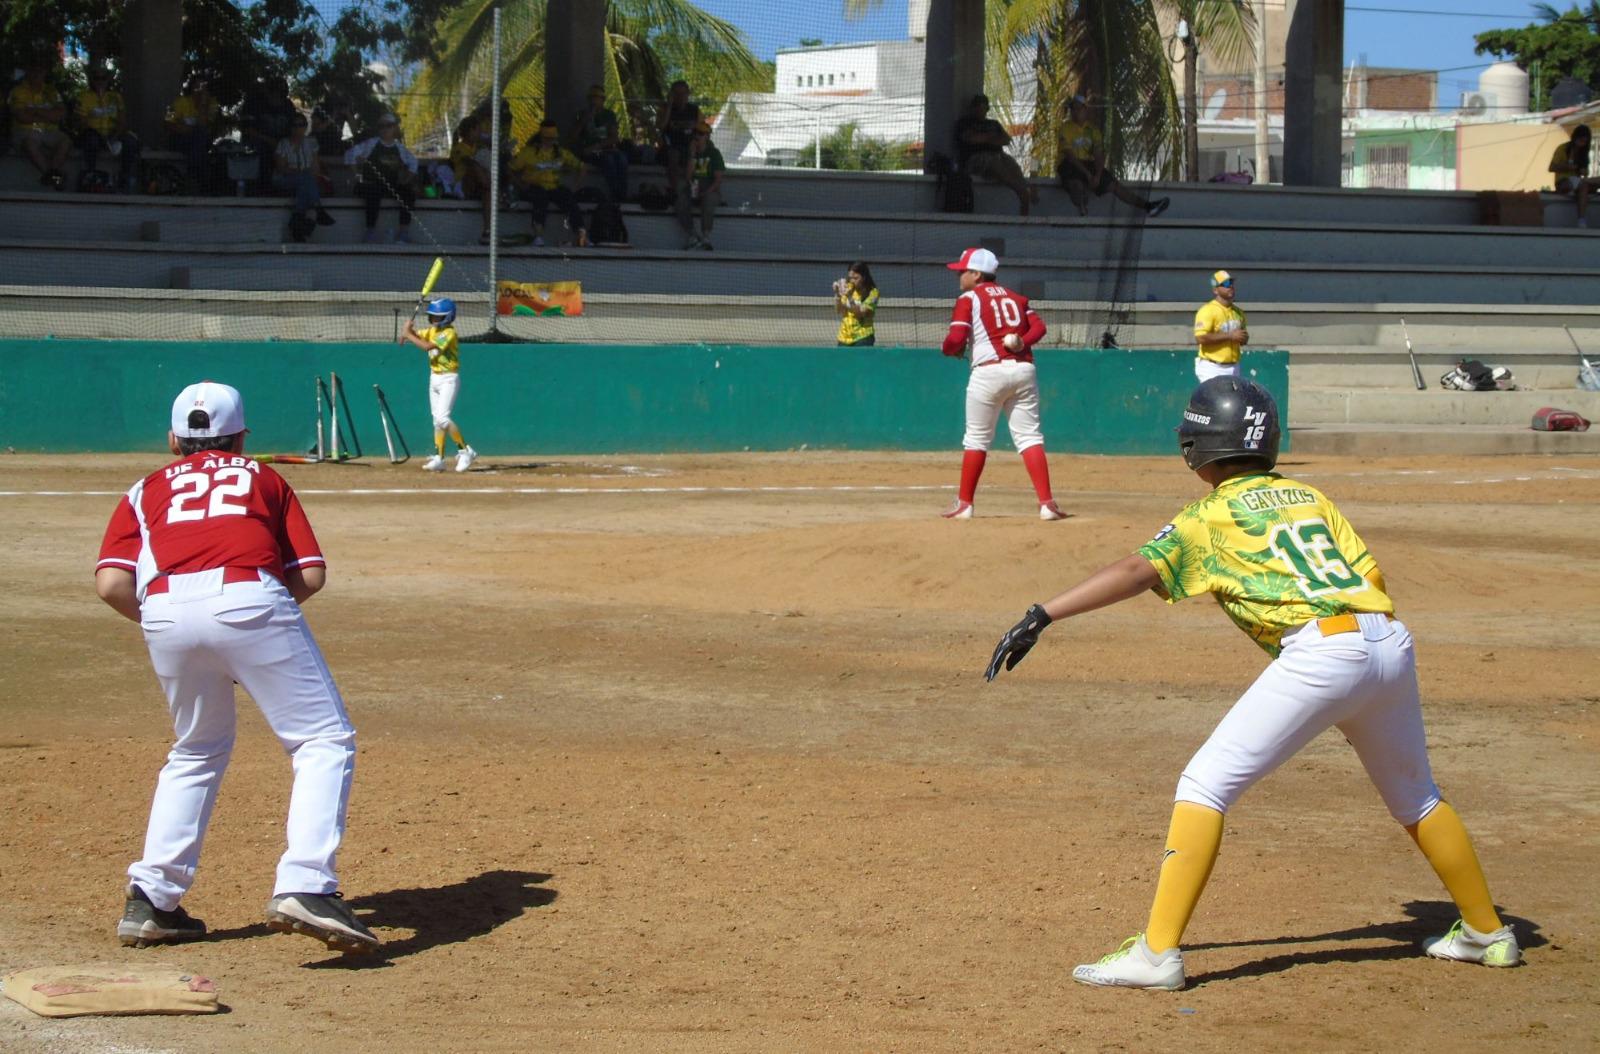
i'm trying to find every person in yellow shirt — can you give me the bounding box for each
[1192,269,1248,383]
[985,377,1521,991]
[1057,95,1168,219]
[76,67,142,193]
[1548,124,1597,228]
[508,120,587,248]
[165,76,222,194]
[833,262,879,347]
[400,297,477,473]
[8,62,71,189]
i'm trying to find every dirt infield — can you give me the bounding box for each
[1,451,1596,1053]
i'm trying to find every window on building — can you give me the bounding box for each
[806,75,812,87]
[796,77,802,87]
[1368,143,1410,189]
[828,74,835,86]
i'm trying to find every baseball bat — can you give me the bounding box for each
[1400,317,1425,391]
[1563,325,1596,371]
[407,257,446,326]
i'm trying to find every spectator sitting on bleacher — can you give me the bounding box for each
[239,75,296,194]
[658,80,700,199]
[9,61,71,190]
[573,84,627,203]
[166,75,221,194]
[276,112,335,242]
[75,66,141,194]
[509,120,588,248]
[1549,124,1598,228]
[450,113,495,242]
[345,113,418,243]
[1058,95,1168,220]
[955,93,1036,216]
[677,120,723,251]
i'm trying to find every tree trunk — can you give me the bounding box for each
[1183,35,1199,182]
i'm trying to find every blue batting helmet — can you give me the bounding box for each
[426,297,456,325]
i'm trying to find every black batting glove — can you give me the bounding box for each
[984,604,1053,682]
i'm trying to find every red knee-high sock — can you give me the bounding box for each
[1020,445,1053,503]
[958,449,987,503]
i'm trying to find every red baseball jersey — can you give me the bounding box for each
[96,453,324,598]
[942,281,1046,366]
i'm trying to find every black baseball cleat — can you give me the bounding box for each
[266,891,381,954]
[117,885,207,947]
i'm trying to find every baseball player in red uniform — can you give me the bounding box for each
[940,247,1064,520]
[95,381,380,955]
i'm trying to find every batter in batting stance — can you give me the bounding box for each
[985,377,1519,989]
[95,382,380,954]
[940,247,1064,520]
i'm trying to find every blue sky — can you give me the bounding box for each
[306,0,1562,106]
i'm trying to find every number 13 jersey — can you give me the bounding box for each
[1138,472,1394,657]
[97,453,325,598]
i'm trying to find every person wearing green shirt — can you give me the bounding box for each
[678,121,724,251]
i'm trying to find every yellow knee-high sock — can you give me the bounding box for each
[434,430,446,456]
[448,424,467,449]
[1144,802,1225,953]
[1406,801,1502,933]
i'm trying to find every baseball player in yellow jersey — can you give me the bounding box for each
[401,297,477,472]
[985,376,1520,990]
[1193,270,1247,383]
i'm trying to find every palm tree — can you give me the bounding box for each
[398,0,764,145]
[846,1,1253,181]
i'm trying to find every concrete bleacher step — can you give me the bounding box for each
[1293,387,1600,427]
[1289,423,1600,456]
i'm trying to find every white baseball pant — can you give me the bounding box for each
[429,371,460,431]
[1175,613,1442,826]
[1194,358,1241,383]
[130,569,356,909]
[963,360,1044,452]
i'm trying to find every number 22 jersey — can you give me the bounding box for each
[1138,472,1394,657]
[97,453,325,598]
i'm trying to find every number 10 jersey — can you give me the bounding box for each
[1138,472,1394,657]
[97,453,325,599]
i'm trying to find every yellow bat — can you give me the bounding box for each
[408,257,446,324]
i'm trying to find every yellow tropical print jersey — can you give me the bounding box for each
[837,287,879,345]
[1138,473,1393,657]
[421,324,460,373]
[1194,300,1246,364]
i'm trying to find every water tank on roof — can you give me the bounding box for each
[1479,61,1529,115]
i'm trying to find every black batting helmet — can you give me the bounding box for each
[1177,377,1280,470]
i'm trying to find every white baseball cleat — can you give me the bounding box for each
[940,499,973,520]
[1072,934,1186,991]
[455,446,478,473]
[1423,919,1522,967]
[422,454,445,472]
[1040,500,1067,521]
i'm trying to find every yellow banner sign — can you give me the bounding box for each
[497,280,584,317]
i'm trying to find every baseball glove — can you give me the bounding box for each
[985,604,1053,681]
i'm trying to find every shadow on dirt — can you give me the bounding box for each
[202,869,556,968]
[1185,900,1543,986]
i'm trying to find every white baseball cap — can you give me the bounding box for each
[947,247,1000,274]
[171,381,246,438]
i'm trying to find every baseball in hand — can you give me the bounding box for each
[1003,334,1023,352]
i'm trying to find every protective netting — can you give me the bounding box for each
[3,0,1160,350]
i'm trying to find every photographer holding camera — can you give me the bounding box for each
[834,262,879,347]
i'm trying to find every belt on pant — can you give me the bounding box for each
[144,566,263,596]
[1312,612,1394,636]
[974,356,1033,368]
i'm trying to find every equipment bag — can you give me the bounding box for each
[587,201,629,245]
[1531,406,1592,431]
[1439,359,1498,391]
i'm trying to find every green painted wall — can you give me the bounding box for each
[0,341,1289,455]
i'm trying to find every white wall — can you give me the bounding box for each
[777,45,879,96]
